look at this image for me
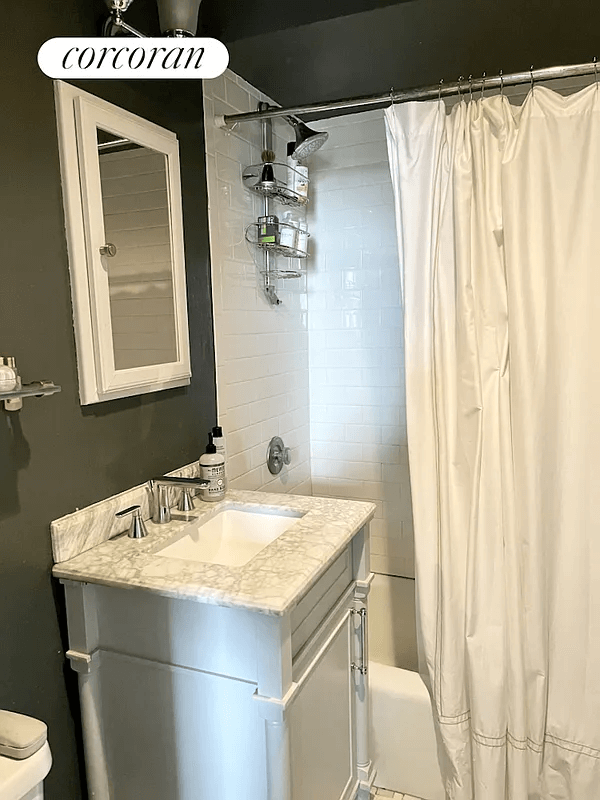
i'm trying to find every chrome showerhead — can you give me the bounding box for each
[285,116,329,160]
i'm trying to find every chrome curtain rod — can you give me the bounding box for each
[220,59,599,125]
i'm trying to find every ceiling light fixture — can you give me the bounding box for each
[103,0,202,38]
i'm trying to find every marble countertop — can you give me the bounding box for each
[52,490,375,616]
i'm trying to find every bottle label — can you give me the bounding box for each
[201,463,225,479]
[199,462,226,500]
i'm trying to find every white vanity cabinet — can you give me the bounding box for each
[61,525,374,800]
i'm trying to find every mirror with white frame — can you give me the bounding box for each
[54,81,191,404]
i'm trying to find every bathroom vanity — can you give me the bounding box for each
[52,489,376,800]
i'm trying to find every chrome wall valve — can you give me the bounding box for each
[267,436,291,475]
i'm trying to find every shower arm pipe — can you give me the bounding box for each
[218,59,599,125]
[102,10,147,37]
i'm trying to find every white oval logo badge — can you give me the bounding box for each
[38,37,229,79]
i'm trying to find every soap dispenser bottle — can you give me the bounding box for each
[199,432,226,502]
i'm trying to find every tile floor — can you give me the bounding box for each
[371,788,424,800]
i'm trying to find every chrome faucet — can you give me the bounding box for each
[149,476,210,524]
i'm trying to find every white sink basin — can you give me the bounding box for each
[155,506,303,567]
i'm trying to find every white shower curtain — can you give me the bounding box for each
[385,85,600,800]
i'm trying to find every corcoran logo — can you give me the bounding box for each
[38,37,229,79]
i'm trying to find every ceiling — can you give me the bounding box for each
[197,0,412,42]
[97,0,412,41]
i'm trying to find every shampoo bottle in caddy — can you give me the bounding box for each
[287,142,309,199]
[199,432,226,502]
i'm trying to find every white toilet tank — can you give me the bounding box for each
[0,712,52,800]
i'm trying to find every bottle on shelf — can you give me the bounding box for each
[257,215,280,245]
[4,357,23,410]
[0,357,17,392]
[287,142,308,200]
[294,163,309,200]
[286,142,296,190]
[278,211,299,250]
[259,162,276,190]
[286,142,309,200]
[297,222,309,255]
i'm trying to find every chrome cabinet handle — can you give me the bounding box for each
[351,607,368,675]
[100,243,117,257]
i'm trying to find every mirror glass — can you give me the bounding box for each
[97,128,178,370]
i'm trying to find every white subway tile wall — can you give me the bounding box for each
[203,71,311,494]
[203,76,413,576]
[307,110,414,578]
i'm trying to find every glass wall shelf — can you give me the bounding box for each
[242,163,309,207]
[1,381,61,409]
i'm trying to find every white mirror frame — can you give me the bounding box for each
[54,81,191,405]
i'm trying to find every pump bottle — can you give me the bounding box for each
[199,432,226,502]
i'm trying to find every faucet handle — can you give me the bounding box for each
[177,487,195,512]
[116,505,148,539]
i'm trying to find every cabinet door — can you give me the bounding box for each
[289,611,356,800]
[98,650,266,800]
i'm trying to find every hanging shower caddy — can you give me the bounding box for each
[242,108,312,304]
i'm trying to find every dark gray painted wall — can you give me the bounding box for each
[1,3,215,799]
[224,0,600,109]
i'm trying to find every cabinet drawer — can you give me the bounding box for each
[291,548,352,658]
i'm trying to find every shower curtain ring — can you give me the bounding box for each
[594,57,598,86]
[480,72,486,99]
[390,86,395,106]
[468,75,473,102]
[530,65,535,91]
[457,76,464,100]
[438,79,444,103]
[499,69,504,96]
